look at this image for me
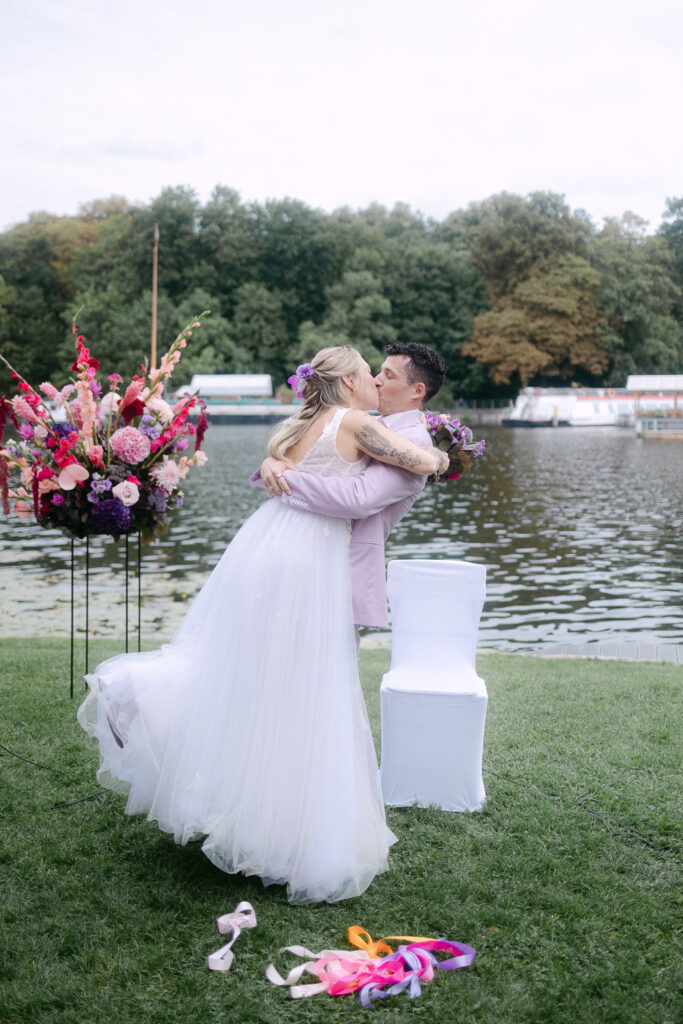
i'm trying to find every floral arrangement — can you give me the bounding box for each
[0,312,210,542]
[424,411,486,483]
[287,362,314,397]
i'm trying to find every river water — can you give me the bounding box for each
[1,424,682,649]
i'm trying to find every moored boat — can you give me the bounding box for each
[502,381,681,427]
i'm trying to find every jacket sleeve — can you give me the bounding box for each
[277,459,426,520]
[248,469,266,488]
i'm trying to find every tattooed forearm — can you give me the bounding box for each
[353,424,423,468]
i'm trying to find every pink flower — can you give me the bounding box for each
[39,382,60,401]
[119,380,144,413]
[14,500,32,521]
[88,445,105,469]
[12,395,44,425]
[149,456,179,492]
[52,493,65,506]
[108,373,124,389]
[112,479,140,506]
[109,426,151,464]
[33,425,48,444]
[193,450,208,467]
[58,464,89,490]
[38,477,60,495]
[76,379,97,441]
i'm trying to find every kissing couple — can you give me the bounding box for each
[78,341,448,904]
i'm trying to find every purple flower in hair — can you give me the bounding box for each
[288,362,314,398]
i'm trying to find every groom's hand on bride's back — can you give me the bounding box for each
[261,456,297,497]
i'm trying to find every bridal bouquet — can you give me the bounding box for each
[0,313,210,542]
[425,411,486,483]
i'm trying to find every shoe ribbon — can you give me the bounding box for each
[207,901,257,971]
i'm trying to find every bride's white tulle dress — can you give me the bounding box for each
[77,408,396,904]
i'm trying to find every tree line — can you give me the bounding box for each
[1,186,682,402]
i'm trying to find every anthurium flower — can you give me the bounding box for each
[58,463,90,490]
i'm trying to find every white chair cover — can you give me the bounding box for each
[380,560,488,812]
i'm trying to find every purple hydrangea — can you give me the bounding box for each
[91,497,133,535]
[54,422,78,440]
[147,489,167,512]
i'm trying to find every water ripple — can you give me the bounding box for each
[1,424,682,649]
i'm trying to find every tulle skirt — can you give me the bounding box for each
[77,498,396,903]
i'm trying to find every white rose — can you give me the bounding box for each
[112,480,140,506]
[100,392,121,416]
[146,396,174,425]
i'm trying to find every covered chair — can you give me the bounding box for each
[379,559,488,812]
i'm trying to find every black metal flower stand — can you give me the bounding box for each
[69,531,142,698]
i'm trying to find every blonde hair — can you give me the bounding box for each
[268,346,363,458]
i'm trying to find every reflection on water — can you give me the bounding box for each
[1,425,682,649]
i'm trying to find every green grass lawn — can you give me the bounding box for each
[0,638,680,1023]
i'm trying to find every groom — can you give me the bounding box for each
[254,342,446,641]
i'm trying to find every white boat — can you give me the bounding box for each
[502,386,679,427]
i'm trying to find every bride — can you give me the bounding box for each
[78,345,447,904]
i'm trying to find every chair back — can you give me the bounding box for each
[387,559,486,672]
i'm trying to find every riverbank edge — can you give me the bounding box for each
[2,633,681,665]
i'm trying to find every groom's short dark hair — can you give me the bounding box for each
[386,342,446,402]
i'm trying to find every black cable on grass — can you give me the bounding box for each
[0,791,106,820]
[0,740,104,818]
[0,740,82,774]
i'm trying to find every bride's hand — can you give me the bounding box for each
[261,456,297,497]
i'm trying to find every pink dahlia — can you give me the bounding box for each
[149,456,180,492]
[109,426,151,465]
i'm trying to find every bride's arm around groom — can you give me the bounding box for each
[251,343,447,629]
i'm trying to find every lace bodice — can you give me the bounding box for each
[297,407,369,478]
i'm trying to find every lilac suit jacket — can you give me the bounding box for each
[250,410,431,628]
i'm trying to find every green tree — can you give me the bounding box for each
[252,198,345,343]
[231,282,289,381]
[658,196,683,318]
[386,241,491,395]
[194,186,259,309]
[171,289,251,385]
[0,232,70,389]
[296,269,397,368]
[592,215,682,381]
[436,191,593,301]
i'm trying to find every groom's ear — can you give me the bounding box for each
[414,380,426,400]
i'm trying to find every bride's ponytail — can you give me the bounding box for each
[268,346,362,459]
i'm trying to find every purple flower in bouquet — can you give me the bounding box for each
[424,410,486,485]
[147,488,168,513]
[87,474,113,503]
[91,497,133,535]
[138,414,161,440]
[18,424,34,440]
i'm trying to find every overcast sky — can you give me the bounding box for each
[2,0,682,233]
